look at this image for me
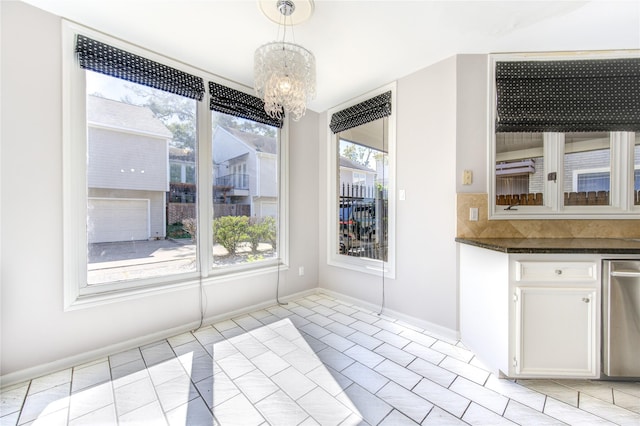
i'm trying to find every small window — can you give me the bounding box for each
[564,132,611,206]
[327,84,396,278]
[338,136,387,261]
[352,171,367,186]
[495,132,544,207]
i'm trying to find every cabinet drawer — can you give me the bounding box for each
[515,261,597,283]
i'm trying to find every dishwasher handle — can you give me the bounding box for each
[611,270,640,278]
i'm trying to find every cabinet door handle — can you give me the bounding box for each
[582,297,590,303]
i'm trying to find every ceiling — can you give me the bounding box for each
[18,0,640,113]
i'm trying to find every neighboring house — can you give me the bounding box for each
[212,126,279,218]
[168,146,196,202]
[169,146,196,186]
[339,156,376,192]
[87,96,172,243]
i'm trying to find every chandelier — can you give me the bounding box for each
[254,0,316,121]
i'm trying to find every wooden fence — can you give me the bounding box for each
[167,202,251,225]
[496,193,543,206]
[497,190,640,206]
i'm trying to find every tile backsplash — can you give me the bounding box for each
[457,193,640,239]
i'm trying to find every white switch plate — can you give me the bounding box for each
[399,189,406,201]
[469,207,479,221]
[298,266,305,276]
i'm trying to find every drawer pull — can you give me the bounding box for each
[555,269,563,275]
[582,297,590,303]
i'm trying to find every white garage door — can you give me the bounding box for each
[258,201,277,218]
[88,198,149,243]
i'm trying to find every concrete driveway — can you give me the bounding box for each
[88,239,196,283]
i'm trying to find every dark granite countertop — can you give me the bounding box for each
[455,237,640,254]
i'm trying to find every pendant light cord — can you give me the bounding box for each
[378,118,387,316]
[276,126,287,306]
[194,273,206,331]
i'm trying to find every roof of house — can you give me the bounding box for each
[87,95,173,139]
[339,157,375,172]
[223,127,277,155]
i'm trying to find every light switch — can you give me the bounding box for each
[399,189,406,201]
[463,170,473,185]
[469,207,479,221]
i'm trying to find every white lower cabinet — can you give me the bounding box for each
[459,245,601,379]
[514,286,597,377]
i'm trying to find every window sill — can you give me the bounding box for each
[328,256,394,280]
[66,278,198,311]
[489,208,640,220]
[65,262,289,311]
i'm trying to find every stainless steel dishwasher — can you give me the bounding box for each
[602,260,640,378]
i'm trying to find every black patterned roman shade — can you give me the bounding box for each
[330,91,392,134]
[209,82,283,128]
[75,34,205,101]
[495,58,640,132]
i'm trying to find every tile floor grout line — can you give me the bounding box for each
[17,380,33,426]
[458,399,473,422]
[105,353,117,424]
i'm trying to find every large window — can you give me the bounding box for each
[490,53,640,219]
[211,113,280,270]
[327,84,396,277]
[86,71,198,286]
[63,23,287,307]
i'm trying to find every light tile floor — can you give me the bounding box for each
[1,293,639,425]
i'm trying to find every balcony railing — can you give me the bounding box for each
[216,173,249,190]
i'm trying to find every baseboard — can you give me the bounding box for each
[0,288,317,388]
[318,288,460,342]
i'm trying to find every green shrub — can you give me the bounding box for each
[213,215,249,255]
[167,222,190,239]
[262,216,277,251]
[247,217,273,254]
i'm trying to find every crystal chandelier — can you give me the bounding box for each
[254,0,316,121]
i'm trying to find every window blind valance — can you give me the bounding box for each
[330,91,392,134]
[75,34,205,101]
[495,58,640,133]
[209,82,283,128]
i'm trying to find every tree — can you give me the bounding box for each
[212,114,277,139]
[123,85,278,149]
[341,140,375,168]
[123,87,197,150]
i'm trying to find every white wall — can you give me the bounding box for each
[318,57,460,336]
[0,1,319,379]
[456,55,489,194]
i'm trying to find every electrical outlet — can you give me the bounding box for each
[298,266,304,276]
[463,170,473,185]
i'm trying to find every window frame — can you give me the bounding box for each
[488,52,640,220]
[573,168,611,193]
[326,83,397,278]
[63,22,289,309]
